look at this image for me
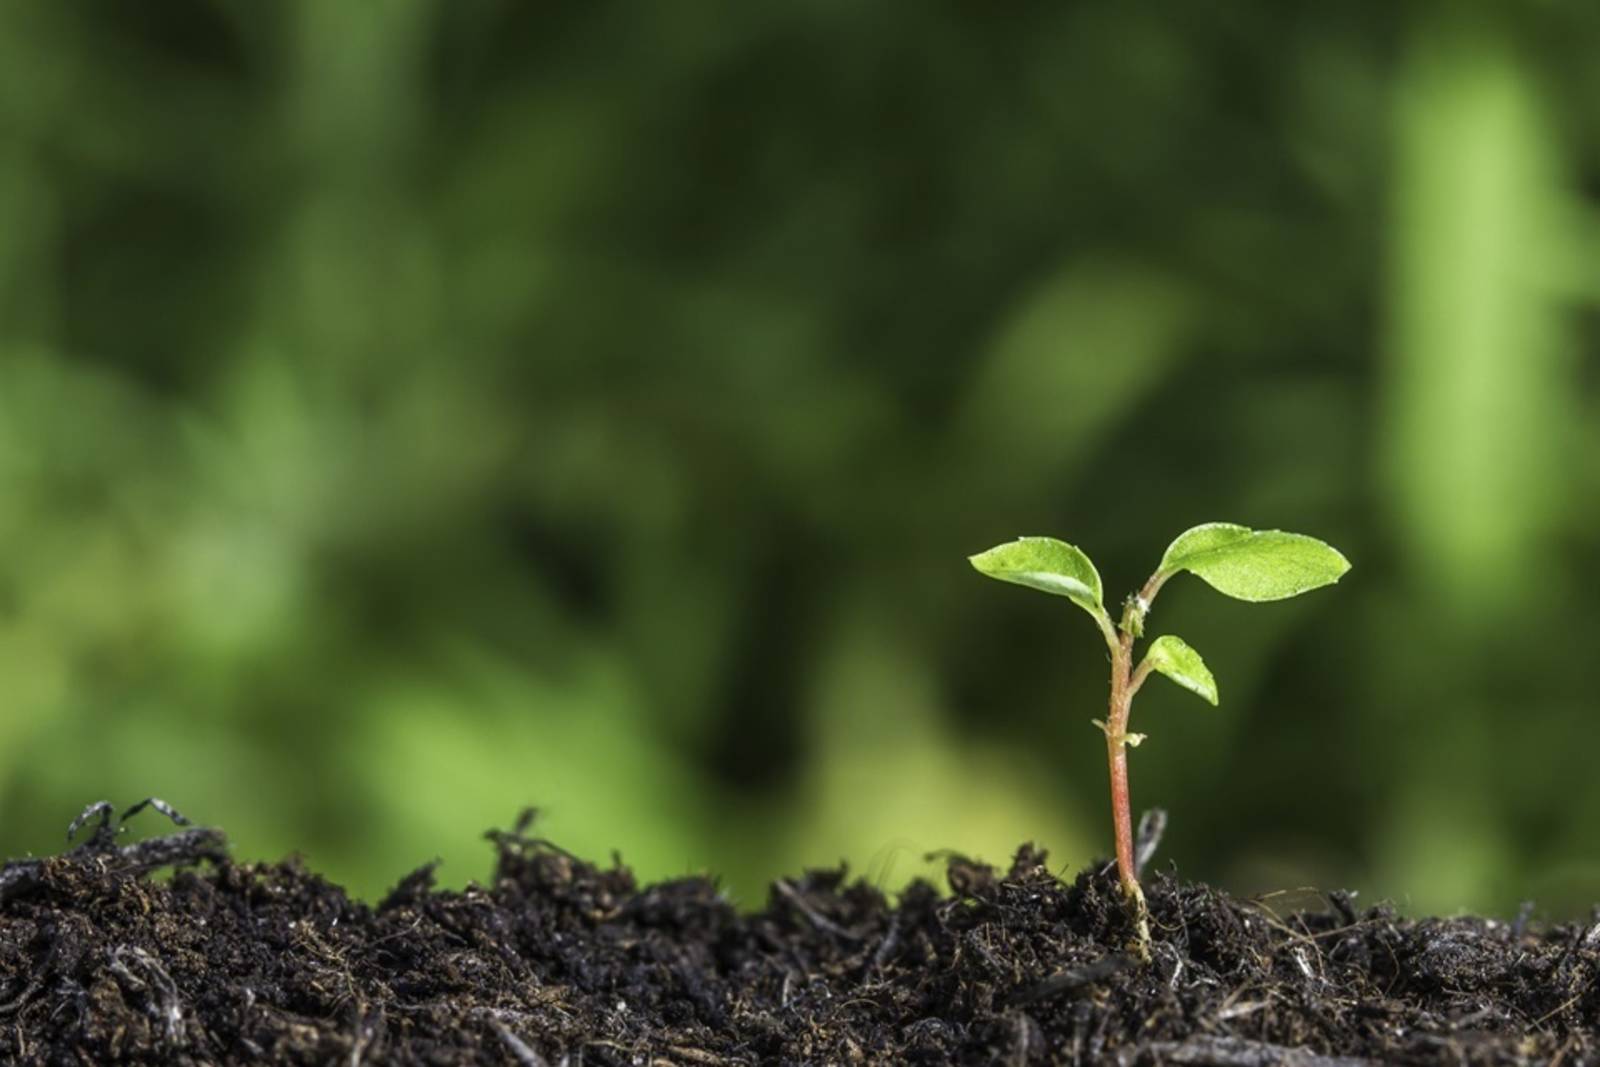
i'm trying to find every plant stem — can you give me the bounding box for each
[1101,569,1171,959]
[1104,628,1150,956]
[1105,638,1137,895]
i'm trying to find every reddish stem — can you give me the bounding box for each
[1105,633,1137,897]
[1101,570,1169,956]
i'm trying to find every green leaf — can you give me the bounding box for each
[969,537,1105,618]
[1158,522,1350,602]
[1140,635,1218,706]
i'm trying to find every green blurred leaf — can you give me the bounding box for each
[1158,523,1350,602]
[1140,634,1218,706]
[959,262,1194,496]
[969,537,1105,619]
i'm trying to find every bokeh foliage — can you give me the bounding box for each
[1,2,1598,915]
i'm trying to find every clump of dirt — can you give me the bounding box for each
[0,802,1595,1065]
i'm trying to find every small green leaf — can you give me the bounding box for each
[969,536,1104,618]
[1140,635,1219,705]
[1158,522,1350,602]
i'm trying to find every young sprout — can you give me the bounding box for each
[970,523,1349,956]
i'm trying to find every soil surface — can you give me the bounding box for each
[0,803,1594,1065]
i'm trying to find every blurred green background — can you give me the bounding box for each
[2,2,1597,918]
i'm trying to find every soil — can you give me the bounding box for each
[0,803,1594,1066]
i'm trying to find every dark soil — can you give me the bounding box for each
[0,803,1595,1066]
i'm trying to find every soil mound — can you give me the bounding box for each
[0,804,1592,1064]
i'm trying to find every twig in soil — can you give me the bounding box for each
[1211,999,1268,1024]
[347,1009,382,1067]
[1006,953,1135,1007]
[1237,895,1376,949]
[120,797,192,829]
[114,828,230,875]
[486,807,584,864]
[773,878,862,942]
[107,945,186,1045]
[0,799,225,904]
[1007,1011,1041,1067]
[66,797,192,848]
[0,974,42,1018]
[869,913,901,971]
[66,800,119,845]
[490,1020,551,1067]
[1131,1036,1380,1066]
[1325,889,1358,925]
[1134,808,1166,877]
[667,1046,732,1065]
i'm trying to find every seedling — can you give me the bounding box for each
[970,523,1349,956]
